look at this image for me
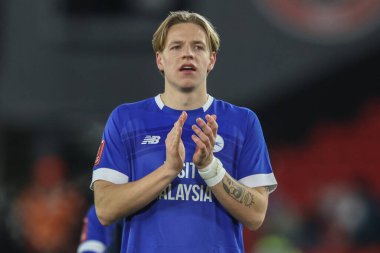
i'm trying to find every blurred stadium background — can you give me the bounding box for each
[1,0,379,252]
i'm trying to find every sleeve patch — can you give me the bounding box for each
[94,140,105,166]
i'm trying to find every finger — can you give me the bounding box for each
[166,121,177,141]
[197,117,215,146]
[178,111,186,127]
[172,120,184,148]
[173,111,187,129]
[166,126,174,143]
[206,114,218,137]
[167,111,186,148]
[205,114,216,122]
[196,117,214,140]
[191,134,208,156]
[192,124,212,150]
[175,111,187,144]
[174,111,187,133]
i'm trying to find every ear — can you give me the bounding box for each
[207,52,217,73]
[156,52,164,72]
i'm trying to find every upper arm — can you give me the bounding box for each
[91,107,130,190]
[237,110,277,191]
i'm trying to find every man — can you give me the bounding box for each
[92,11,277,253]
[12,154,84,253]
[77,204,122,253]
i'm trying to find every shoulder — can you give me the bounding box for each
[112,97,155,114]
[108,97,156,121]
[213,98,259,122]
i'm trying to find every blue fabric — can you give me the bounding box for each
[93,96,276,253]
[79,205,116,252]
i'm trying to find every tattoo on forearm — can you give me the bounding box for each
[222,176,255,207]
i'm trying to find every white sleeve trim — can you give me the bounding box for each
[90,168,129,190]
[77,240,106,253]
[238,173,278,193]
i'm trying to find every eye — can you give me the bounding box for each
[170,45,181,50]
[195,45,204,50]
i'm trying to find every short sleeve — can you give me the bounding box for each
[236,110,277,192]
[90,107,130,189]
[77,206,107,253]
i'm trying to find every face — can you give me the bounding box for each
[156,22,216,93]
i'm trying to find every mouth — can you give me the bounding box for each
[179,64,197,72]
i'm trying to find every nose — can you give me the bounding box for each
[182,45,194,59]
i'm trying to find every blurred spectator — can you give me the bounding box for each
[77,204,122,253]
[252,234,301,253]
[306,180,380,253]
[350,178,380,247]
[262,194,303,244]
[247,178,380,253]
[10,154,85,253]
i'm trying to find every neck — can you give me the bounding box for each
[161,88,208,111]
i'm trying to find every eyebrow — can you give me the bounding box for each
[192,40,206,45]
[168,40,206,46]
[168,41,183,46]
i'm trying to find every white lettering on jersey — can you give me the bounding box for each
[192,185,200,201]
[158,183,213,202]
[178,162,196,179]
[141,135,161,144]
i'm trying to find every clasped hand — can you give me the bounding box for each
[165,111,218,173]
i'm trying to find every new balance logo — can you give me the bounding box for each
[141,135,161,144]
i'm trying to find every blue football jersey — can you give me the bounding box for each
[77,205,116,253]
[91,95,277,253]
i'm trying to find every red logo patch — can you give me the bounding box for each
[80,217,88,242]
[94,140,105,166]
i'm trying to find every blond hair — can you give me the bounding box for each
[152,11,220,54]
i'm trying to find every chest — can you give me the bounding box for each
[121,114,245,180]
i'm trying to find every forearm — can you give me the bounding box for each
[94,164,177,225]
[210,172,269,231]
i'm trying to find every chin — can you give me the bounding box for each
[179,86,196,93]
[168,78,200,92]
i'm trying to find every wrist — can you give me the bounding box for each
[196,156,214,170]
[198,157,216,174]
[163,161,182,178]
[198,157,226,187]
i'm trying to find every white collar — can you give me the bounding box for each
[154,94,214,112]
